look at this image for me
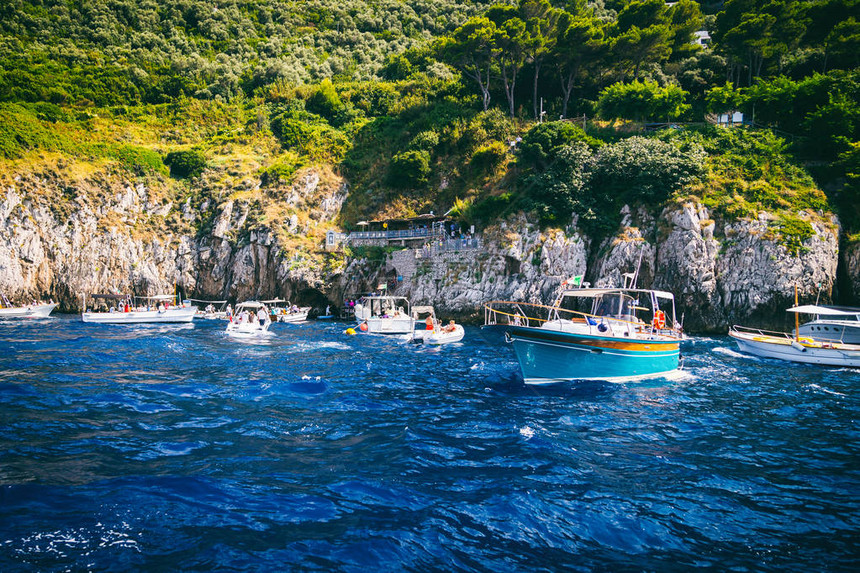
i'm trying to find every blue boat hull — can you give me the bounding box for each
[508,327,680,384]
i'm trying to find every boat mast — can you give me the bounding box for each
[794,284,800,341]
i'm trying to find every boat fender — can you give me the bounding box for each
[359,322,368,332]
[597,323,608,333]
[790,341,807,352]
[345,328,356,335]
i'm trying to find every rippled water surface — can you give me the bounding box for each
[1,316,858,571]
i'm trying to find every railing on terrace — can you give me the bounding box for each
[348,228,442,241]
[419,238,482,256]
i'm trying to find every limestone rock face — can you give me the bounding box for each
[840,240,860,306]
[338,205,840,331]
[0,167,344,311]
[0,163,846,331]
[335,214,590,320]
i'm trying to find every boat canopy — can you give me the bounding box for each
[788,304,860,316]
[560,288,675,300]
[187,299,228,304]
[235,301,268,310]
[261,299,287,304]
[90,293,129,300]
[412,305,435,315]
[139,294,177,301]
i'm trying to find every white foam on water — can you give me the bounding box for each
[519,426,535,439]
[711,346,758,361]
[805,383,847,397]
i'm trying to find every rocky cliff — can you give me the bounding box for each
[0,164,851,331]
[0,162,345,311]
[339,203,842,333]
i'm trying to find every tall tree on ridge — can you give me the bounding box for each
[437,16,499,111]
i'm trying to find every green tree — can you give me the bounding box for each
[554,11,608,118]
[598,80,689,121]
[436,17,499,111]
[519,0,561,120]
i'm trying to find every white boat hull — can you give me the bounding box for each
[226,322,271,337]
[414,325,465,345]
[275,308,310,323]
[0,303,57,318]
[82,307,196,323]
[359,316,414,334]
[730,330,860,368]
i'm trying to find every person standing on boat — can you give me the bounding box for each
[257,307,268,324]
[425,315,435,332]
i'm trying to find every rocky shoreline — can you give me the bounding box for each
[0,167,853,333]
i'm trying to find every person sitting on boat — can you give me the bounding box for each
[443,320,457,333]
[226,305,233,318]
[157,302,165,312]
[290,304,299,313]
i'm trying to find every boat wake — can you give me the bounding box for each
[805,383,847,397]
[711,346,758,361]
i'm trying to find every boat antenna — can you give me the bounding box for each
[814,282,822,306]
[632,243,645,289]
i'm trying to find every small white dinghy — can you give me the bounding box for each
[411,306,465,345]
[226,301,272,338]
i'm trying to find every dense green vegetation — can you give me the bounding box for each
[1,0,857,241]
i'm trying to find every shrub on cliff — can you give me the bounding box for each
[164,149,207,179]
[388,149,431,188]
[518,121,602,172]
[107,145,168,176]
[271,115,350,162]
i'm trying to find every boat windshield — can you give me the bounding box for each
[592,293,640,321]
[820,313,860,322]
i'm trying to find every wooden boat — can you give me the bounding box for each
[729,326,860,367]
[790,304,860,344]
[483,287,683,384]
[730,286,860,368]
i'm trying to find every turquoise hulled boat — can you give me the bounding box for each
[484,287,683,384]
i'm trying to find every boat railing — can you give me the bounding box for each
[484,300,676,338]
[730,325,794,339]
[731,324,856,346]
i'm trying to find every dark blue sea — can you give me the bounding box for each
[1,316,857,572]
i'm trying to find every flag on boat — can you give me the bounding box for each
[563,275,583,287]
[377,283,387,290]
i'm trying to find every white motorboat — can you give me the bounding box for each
[188,299,229,320]
[264,299,310,323]
[729,326,860,368]
[354,295,414,334]
[790,304,860,344]
[226,301,272,337]
[81,294,196,324]
[0,294,57,318]
[410,305,465,345]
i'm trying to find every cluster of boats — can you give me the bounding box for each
[3,282,858,383]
